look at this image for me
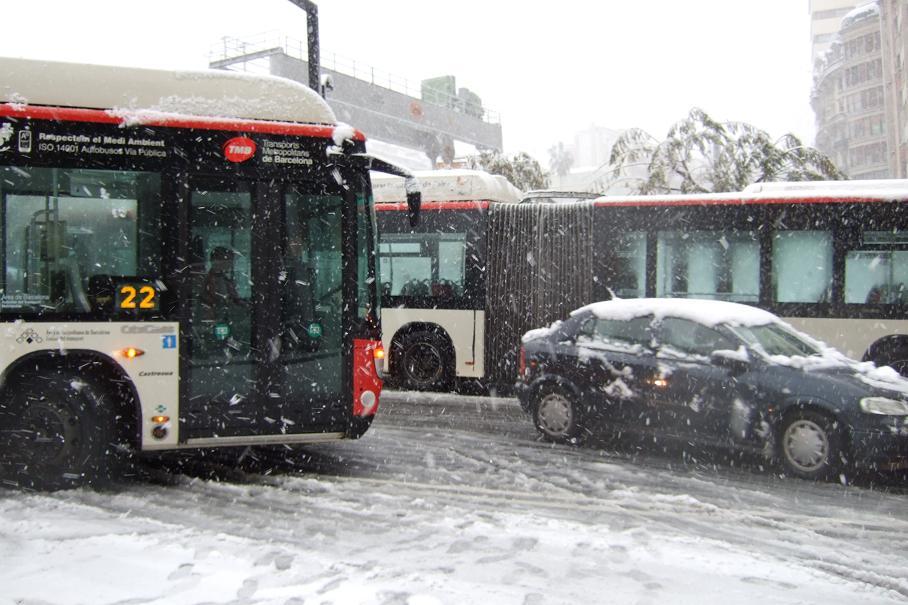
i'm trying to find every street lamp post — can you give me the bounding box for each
[287,0,321,95]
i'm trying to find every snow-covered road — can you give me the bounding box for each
[1,390,907,604]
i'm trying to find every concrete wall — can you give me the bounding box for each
[270,53,503,161]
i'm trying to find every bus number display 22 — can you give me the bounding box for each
[117,283,159,311]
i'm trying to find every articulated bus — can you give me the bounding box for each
[0,57,419,489]
[374,171,592,390]
[590,180,908,369]
[375,174,908,390]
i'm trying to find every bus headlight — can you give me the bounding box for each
[860,397,908,415]
[359,390,377,413]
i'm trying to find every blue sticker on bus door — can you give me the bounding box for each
[162,335,177,349]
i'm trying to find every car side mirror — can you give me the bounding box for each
[556,330,576,345]
[710,349,751,372]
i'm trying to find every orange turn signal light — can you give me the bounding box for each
[151,415,170,424]
[373,345,386,361]
[122,347,145,359]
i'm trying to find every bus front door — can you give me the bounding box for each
[182,178,349,441]
[184,179,268,439]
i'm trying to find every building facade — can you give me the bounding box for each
[810,0,866,65]
[812,1,908,179]
[880,0,908,177]
[812,3,890,179]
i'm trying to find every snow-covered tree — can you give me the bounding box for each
[468,150,549,191]
[600,108,844,194]
[548,142,574,177]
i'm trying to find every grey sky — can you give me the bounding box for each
[0,1,815,163]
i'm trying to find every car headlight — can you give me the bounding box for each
[860,397,908,415]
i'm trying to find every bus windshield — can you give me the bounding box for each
[1,166,162,315]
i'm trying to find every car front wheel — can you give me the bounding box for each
[779,410,844,481]
[533,386,584,444]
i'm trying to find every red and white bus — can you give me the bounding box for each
[373,170,520,390]
[376,174,908,389]
[0,56,418,489]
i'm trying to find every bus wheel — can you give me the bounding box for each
[863,338,908,377]
[397,332,452,391]
[533,385,584,444]
[778,409,844,481]
[0,374,116,490]
[879,350,908,376]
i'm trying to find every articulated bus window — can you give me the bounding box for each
[1,166,161,315]
[656,230,759,302]
[845,230,908,304]
[609,231,646,298]
[772,230,833,303]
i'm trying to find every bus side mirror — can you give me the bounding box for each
[405,177,421,227]
[407,191,422,227]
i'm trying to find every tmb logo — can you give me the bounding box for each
[223,136,257,163]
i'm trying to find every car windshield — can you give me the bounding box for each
[726,322,821,358]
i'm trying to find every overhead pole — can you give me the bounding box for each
[287,0,321,95]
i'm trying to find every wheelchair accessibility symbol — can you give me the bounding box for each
[162,335,177,349]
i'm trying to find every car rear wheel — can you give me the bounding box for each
[779,410,843,481]
[533,386,583,444]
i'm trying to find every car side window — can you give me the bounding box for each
[657,317,735,357]
[574,317,596,342]
[590,316,653,349]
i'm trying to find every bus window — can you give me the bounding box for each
[656,231,758,302]
[1,167,161,314]
[610,231,646,298]
[357,192,378,322]
[845,231,908,304]
[278,189,344,405]
[189,187,252,359]
[283,190,343,353]
[378,232,466,299]
[772,230,833,303]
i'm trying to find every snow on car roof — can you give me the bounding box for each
[573,298,779,328]
[0,56,337,125]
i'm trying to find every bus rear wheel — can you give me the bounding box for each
[396,331,452,391]
[0,373,117,490]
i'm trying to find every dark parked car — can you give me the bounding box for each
[516,298,908,480]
